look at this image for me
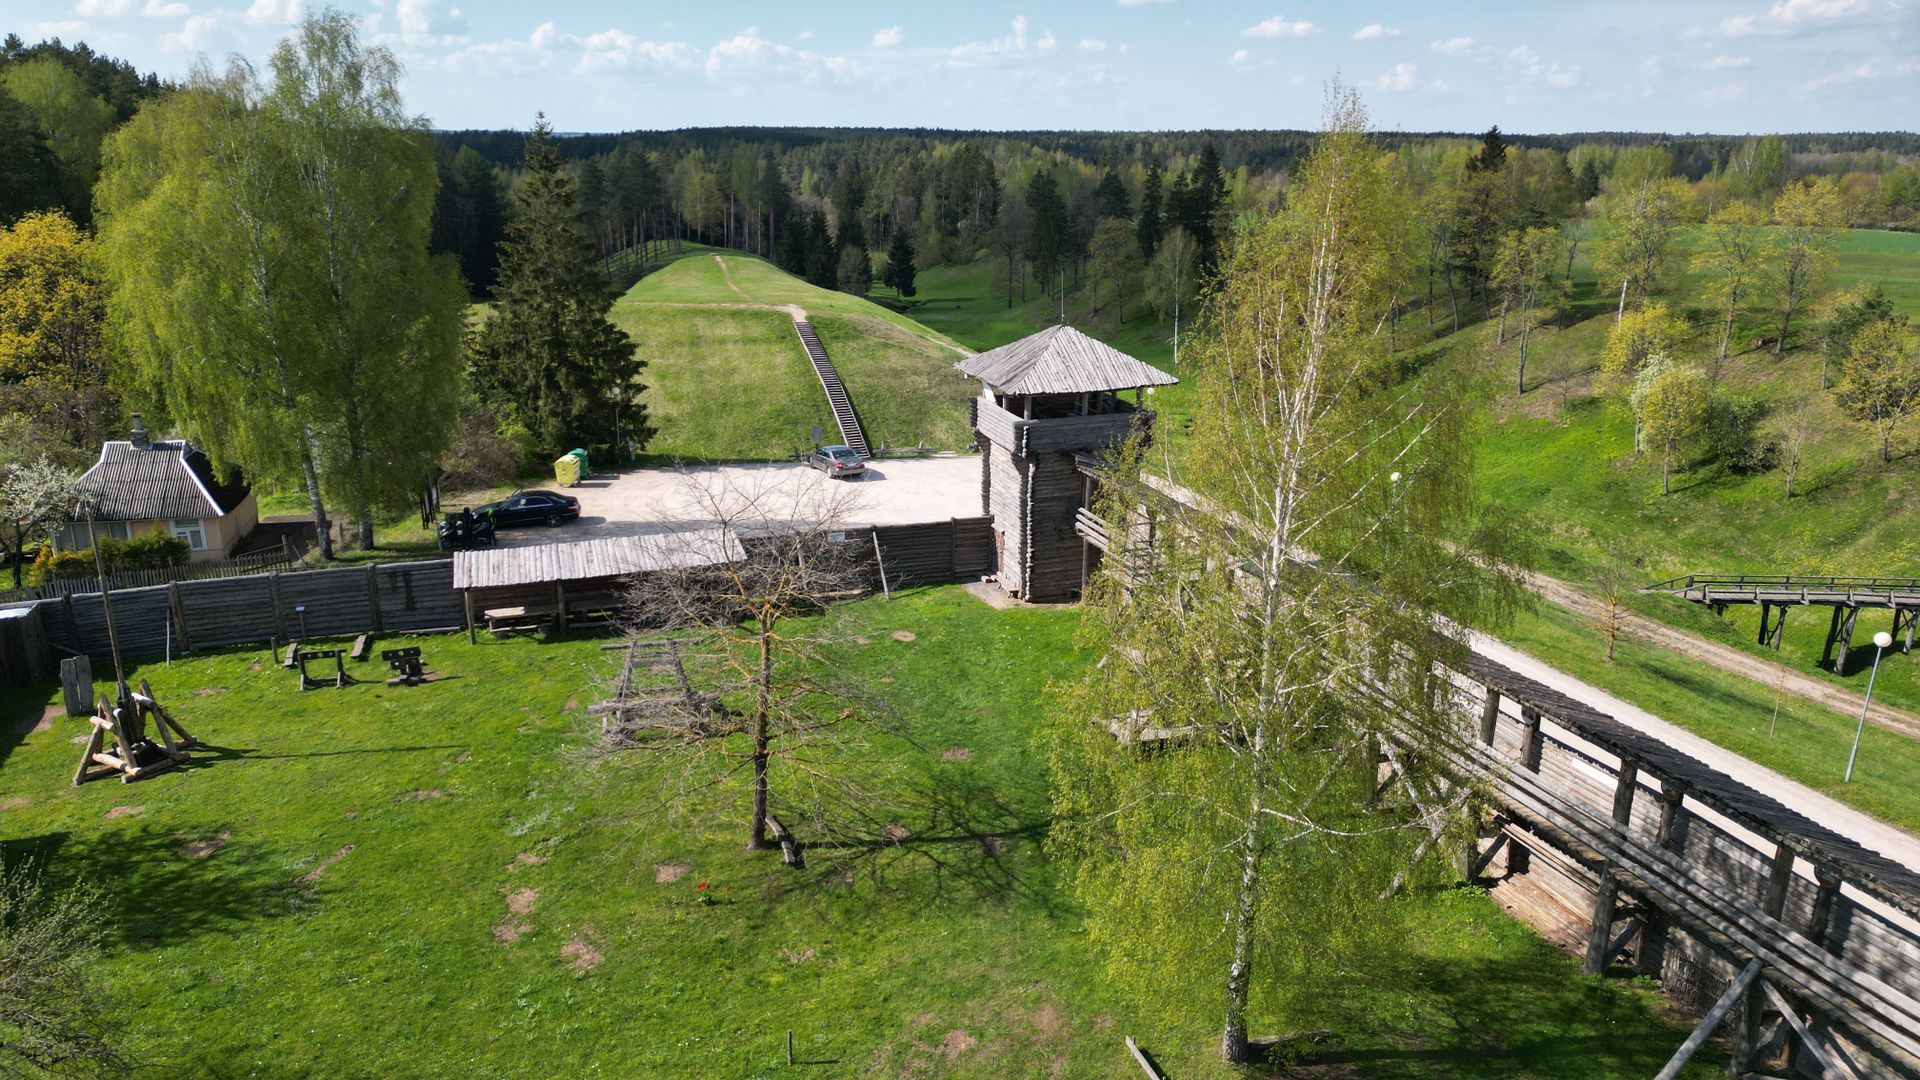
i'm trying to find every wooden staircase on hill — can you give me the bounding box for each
[792,319,871,459]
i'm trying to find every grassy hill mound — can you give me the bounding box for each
[615,249,976,460]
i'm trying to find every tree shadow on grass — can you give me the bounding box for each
[1262,901,1703,1078]
[775,769,1064,914]
[2,823,307,951]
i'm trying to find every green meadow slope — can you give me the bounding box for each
[615,248,976,460]
[908,229,1920,829]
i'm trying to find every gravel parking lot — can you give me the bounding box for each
[478,454,983,547]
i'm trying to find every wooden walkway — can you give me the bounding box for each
[1646,573,1920,671]
[793,319,870,459]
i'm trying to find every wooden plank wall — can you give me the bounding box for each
[1478,692,1920,1077]
[26,559,467,660]
[987,443,1027,597]
[1025,452,1088,602]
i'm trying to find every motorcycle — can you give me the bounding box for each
[436,508,498,551]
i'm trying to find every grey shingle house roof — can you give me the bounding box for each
[956,324,1178,395]
[76,435,251,522]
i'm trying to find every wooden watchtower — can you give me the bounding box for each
[959,325,1177,602]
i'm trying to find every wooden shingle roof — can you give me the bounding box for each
[453,530,746,590]
[956,324,1177,395]
[77,440,250,521]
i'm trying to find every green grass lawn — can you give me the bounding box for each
[1500,600,1920,836]
[0,587,1711,1077]
[613,249,975,459]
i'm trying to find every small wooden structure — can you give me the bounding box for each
[453,531,745,640]
[73,678,196,784]
[958,325,1176,602]
[295,647,348,691]
[381,646,427,686]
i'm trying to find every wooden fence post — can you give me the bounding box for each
[1583,760,1638,974]
[267,571,285,641]
[464,589,476,645]
[366,564,384,631]
[167,581,191,653]
[1478,686,1501,745]
[1519,706,1543,772]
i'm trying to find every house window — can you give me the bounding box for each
[171,519,208,551]
[56,520,129,550]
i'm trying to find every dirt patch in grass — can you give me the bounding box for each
[940,747,972,761]
[195,687,229,696]
[882,824,912,842]
[854,635,872,645]
[505,887,538,914]
[297,844,355,885]
[105,805,145,819]
[560,934,603,971]
[941,1030,978,1059]
[508,852,547,873]
[654,862,690,884]
[398,789,445,801]
[1030,1003,1063,1038]
[178,831,232,859]
[24,706,59,733]
[890,630,917,642]
[779,946,816,964]
[491,921,529,944]
[0,794,28,812]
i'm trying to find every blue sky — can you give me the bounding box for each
[11,0,1917,133]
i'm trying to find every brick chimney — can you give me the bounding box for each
[130,412,150,449]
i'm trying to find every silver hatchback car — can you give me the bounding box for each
[807,444,866,478]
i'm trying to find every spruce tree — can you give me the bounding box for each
[1468,125,1510,173]
[884,229,917,298]
[1135,162,1163,258]
[1094,169,1131,220]
[470,115,647,455]
[1025,169,1067,294]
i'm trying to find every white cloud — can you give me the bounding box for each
[1227,47,1251,65]
[1430,35,1474,55]
[1770,0,1876,21]
[575,29,697,75]
[1077,38,1109,52]
[1241,14,1315,38]
[243,0,301,26]
[1352,23,1399,40]
[35,19,91,35]
[1802,57,1919,90]
[871,25,904,49]
[796,30,812,41]
[1707,54,1753,69]
[949,15,1059,67]
[1507,44,1581,88]
[1374,61,1419,91]
[161,10,224,50]
[77,0,188,14]
[1700,81,1749,103]
[1716,14,1763,35]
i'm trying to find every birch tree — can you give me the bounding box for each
[1490,226,1564,394]
[1049,89,1524,1065]
[1834,320,1920,463]
[1633,356,1710,494]
[1142,224,1199,366]
[1599,303,1687,453]
[1771,177,1844,355]
[1590,177,1693,320]
[1691,202,1773,374]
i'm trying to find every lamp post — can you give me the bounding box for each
[1845,630,1895,783]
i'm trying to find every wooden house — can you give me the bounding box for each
[958,325,1177,602]
[57,415,258,562]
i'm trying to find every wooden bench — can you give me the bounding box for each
[281,641,301,669]
[349,634,373,662]
[296,648,348,691]
[484,605,558,634]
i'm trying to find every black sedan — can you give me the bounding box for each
[475,490,581,528]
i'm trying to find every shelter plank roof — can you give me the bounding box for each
[453,530,745,590]
[956,324,1177,396]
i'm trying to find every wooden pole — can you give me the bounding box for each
[872,532,891,600]
[84,512,130,710]
[464,588,476,645]
[1478,686,1501,745]
[167,580,190,653]
[1653,957,1762,1080]
[785,1029,794,1066]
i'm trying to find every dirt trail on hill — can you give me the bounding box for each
[1526,567,1920,738]
[710,253,806,321]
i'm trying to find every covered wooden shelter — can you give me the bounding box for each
[452,531,744,636]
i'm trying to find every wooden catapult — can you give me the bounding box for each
[73,678,197,785]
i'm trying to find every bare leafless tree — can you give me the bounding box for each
[594,469,893,862]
